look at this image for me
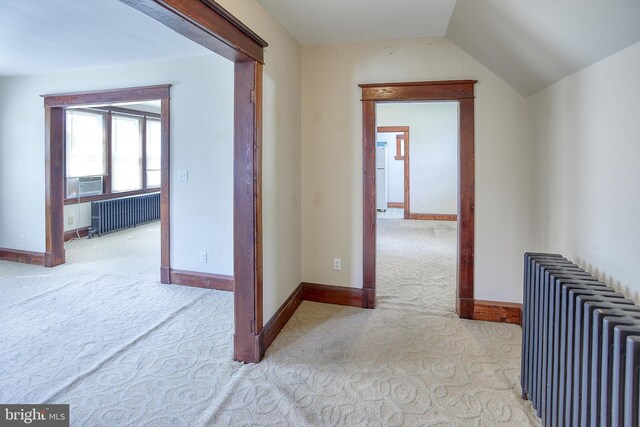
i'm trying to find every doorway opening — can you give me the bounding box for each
[42,0,269,363]
[60,97,166,281]
[376,126,409,219]
[43,86,170,272]
[375,102,459,313]
[359,80,476,318]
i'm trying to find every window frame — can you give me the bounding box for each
[63,106,162,205]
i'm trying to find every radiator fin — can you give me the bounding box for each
[521,252,640,427]
[90,192,160,236]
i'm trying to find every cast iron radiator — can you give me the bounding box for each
[89,192,160,237]
[521,252,640,427]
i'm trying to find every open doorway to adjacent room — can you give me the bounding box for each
[360,81,476,317]
[374,102,459,314]
[0,0,267,422]
[62,98,164,272]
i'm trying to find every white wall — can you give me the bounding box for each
[526,41,640,302]
[301,37,528,303]
[0,54,235,276]
[376,132,404,204]
[377,102,458,214]
[215,0,303,320]
[63,203,91,232]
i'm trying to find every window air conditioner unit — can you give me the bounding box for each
[78,176,103,196]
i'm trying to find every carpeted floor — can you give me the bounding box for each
[0,220,540,426]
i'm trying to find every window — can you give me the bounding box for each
[146,119,162,188]
[64,107,161,200]
[112,114,143,192]
[65,110,106,197]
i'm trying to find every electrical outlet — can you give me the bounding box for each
[19,233,25,242]
[68,216,74,225]
[179,170,189,181]
[333,258,341,271]
[200,252,207,263]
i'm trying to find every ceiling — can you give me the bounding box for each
[446,0,640,96]
[0,0,210,77]
[258,0,640,96]
[256,0,458,45]
[2,1,639,96]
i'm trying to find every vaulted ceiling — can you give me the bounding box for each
[0,0,209,77]
[254,0,458,45]
[258,0,640,96]
[2,0,639,96]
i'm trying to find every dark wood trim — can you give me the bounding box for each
[387,202,405,208]
[43,86,170,275]
[376,126,409,133]
[120,0,267,363]
[258,283,304,357]
[457,97,475,318]
[43,85,171,108]
[160,266,171,284]
[160,99,171,283]
[118,0,266,63]
[0,248,46,265]
[64,188,160,205]
[256,282,378,358]
[472,300,522,325]
[44,107,65,267]
[64,227,90,242]
[362,101,376,307]
[169,269,234,292]
[361,80,477,319]
[376,126,409,218]
[457,297,474,320]
[407,213,457,221]
[302,283,368,308]
[233,60,263,363]
[403,132,410,220]
[361,80,477,101]
[394,134,405,160]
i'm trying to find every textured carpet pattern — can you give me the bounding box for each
[202,219,540,426]
[0,223,241,425]
[0,220,539,426]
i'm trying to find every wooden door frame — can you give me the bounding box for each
[376,126,410,218]
[42,0,268,363]
[122,0,267,363]
[42,85,171,270]
[360,80,477,318]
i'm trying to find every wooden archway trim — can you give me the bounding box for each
[359,80,477,318]
[120,0,267,64]
[116,0,267,363]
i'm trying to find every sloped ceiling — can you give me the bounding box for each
[0,0,210,77]
[446,0,640,96]
[255,0,457,45]
[257,0,640,96]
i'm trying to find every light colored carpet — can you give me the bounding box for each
[0,220,540,426]
[200,219,540,426]
[0,223,241,425]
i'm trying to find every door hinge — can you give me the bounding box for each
[251,319,256,333]
[250,89,256,104]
